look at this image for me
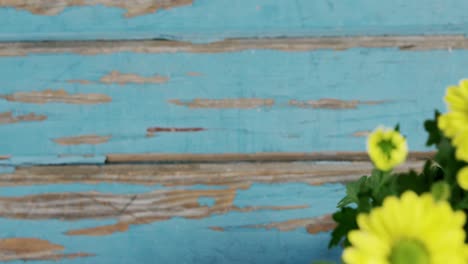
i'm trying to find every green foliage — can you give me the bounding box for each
[329,112,468,249]
[424,110,442,146]
[329,207,358,248]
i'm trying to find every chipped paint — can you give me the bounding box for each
[3,36,468,56]
[147,127,205,133]
[169,98,275,109]
[0,160,425,187]
[66,222,131,236]
[53,134,111,146]
[0,111,47,125]
[209,226,225,232]
[210,214,335,234]
[0,238,92,261]
[352,130,372,137]
[0,0,193,18]
[145,127,205,137]
[0,156,10,160]
[100,70,169,85]
[289,99,386,109]
[186,72,203,76]
[0,189,308,236]
[0,89,111,104]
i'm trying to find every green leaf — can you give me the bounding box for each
[454,196,468,210]
[329,207,358,249]
[337,176,368,208]
[394,123,400,132]
[424,110,442,146]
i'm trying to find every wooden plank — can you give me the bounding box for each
[0,160,355,263]
[0,46,455,160]
[1,0,468,41]
[0,160,425,186]
[2,35,468,56]
[0,174,346,263]
[106,151,433,163]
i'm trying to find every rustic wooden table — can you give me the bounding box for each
[0,1,462,263]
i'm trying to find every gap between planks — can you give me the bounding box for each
[1,35,468,56]
[105,151,434,164]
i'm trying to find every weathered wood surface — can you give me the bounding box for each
[0,160,424,263]
[3,36,468,56]
[0,40,458,163]
[1,0,468,41]
[0,1,461,263]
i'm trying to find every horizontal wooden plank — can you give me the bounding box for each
[0,160,424,186]
[2,35,468,56]
[0,177,346,263]
[0,46,455,161]
[106,151,433,163]
[1,0,468,41]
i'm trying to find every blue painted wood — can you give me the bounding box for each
[0,48,455,160]
[0,183,345,263]
[0,0,468,42]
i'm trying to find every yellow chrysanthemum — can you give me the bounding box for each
[438,79,468,162]
[367,127,408,171]
[343,191,468,264]
[457,166,468,190]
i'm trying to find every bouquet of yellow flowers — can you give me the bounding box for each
[322,80,468,264]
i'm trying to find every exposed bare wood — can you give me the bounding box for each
[106,151,434,163]
[0,156,10,160]
[53,134,111,145]
[0,188,306,236]
[169,98,275,109]
[210,214,335,234]
[0,112,47,124]
[100,71,169,85]
[0,160,425,187]
[147,127,205,133]
[0,89,111,104]
[289,99,386,109]
[186,72,203,77]
[0,0,193,17]
[352,130,372,137]
[0,238,92,261]
[1,36,468,57]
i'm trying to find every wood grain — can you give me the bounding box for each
[0,0,193,17]
[169,98,275,109]
[53,135,111,146]
[289,99,387,110]
[0,112,47,124]
[0,89,111,104]
[0,188,308,236]
[99,70,169,85]
[106,152,433,164]
[2,36,468,56]
[0,238,92,261]
[211,214,335,234]
[0,160,425,187]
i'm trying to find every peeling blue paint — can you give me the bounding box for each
[1,0,468,42]
[0,183,344,263]
[0,48,454,160]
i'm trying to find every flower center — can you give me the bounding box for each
[378,139,396,159]
[389,240,430,264]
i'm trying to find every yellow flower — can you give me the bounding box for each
[367,127,408,171]
[438,79,468,162]
[457,166,468,190]
[343,191,468,264]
